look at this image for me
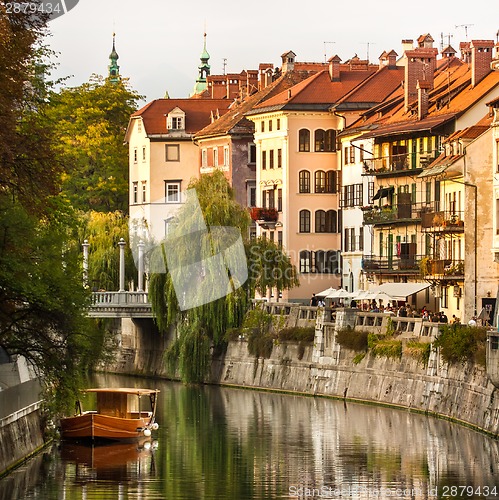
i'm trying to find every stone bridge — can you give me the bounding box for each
[88,291,153,318]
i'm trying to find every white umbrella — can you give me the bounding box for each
[366,291,395,303]
[315,287,336,298]
[326,288,355,299]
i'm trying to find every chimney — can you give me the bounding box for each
[460,42,471,63]
[470,40,494,86]
[417,80,431,119]
[401,39,414,54]
[328,55,342,81]
[281,50,296,74]
[404,47,437,111]
[442,45,457,59]
[378,51,388,69]
[387,50,398,68]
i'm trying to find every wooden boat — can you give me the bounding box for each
[60,387,160,441]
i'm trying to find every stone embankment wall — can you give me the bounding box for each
[108,306,499,438]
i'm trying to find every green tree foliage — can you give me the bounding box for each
[0,7,59,207]
[149,171,298,382]
[48,75,143,212]
[81,211,136,291]
[434,324,487,366]
[0,8,109,415]
[0,195,102,414]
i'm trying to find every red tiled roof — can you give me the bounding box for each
[128,99,232,137]
[195,71,316,138]
[249,68,377,113]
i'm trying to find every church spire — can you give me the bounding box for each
[108,33,120,83]
[190,33,211,96]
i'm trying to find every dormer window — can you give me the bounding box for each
[167,107,185,131]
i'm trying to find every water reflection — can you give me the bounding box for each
[1,374,498,499]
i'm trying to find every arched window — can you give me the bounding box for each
[299,129,310,152]
[299,170,310,193]
[299,210,311,233]
[315,170,326,193]
[315,250,326,273]
[326,250,341,274]
[315,210,337,232]
[299,250,311,273]
[315,129,337,152]
[326,170,337,193]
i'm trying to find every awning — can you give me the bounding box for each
[370,282,430,300]
[372,186,394,200]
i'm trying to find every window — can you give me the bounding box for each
[344,146,349,165]
[261,121,265,133]
[496,140,499,172]
[224,147,229,167]
[368,181,374,203]
[267,189,275,209]
[165,144,180,162]
[269,150,274,169]
[277,189,282,212]
[441,285,448,308]
[132,182,138,204]
[250,187,256,207]
[315,129,337,152]
[299,210,311,233]
[142,182,146,203]
[278,231,283,248]
[359,226,364,251]
[299,129,310,152]
[425,182,431,204]
[169,116,183,130]
[262,151,267,169]
[142,147,146,161]
[315,170,326,193]
[213,147,218,167]
[299,170,310,193]
[326,171,337,193]
[202,149,207,167]
[277,119,281,130]
[165,182,180,203]
[248,143,256,163]
[269,120,273,131]
[133,148,138,163]
[277,149,282,168]
[349,146,355,164]
[359,144,364,162]
[344,228,355,252]
[316,210,337,233]
[300,250,311,273]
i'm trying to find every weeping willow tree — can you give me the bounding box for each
[80,211,136,291]
[149,171,298,383]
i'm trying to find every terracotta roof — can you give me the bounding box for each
[127,98,232,139]
[248,68,377,114]
[195,71,316,139]
[444,124,490,142]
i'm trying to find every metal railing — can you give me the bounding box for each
[363,152,436,174]
[421,210,465,231]
[362,202,429,225]
[362,254,424,272]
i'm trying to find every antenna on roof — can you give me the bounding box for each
[323,41,336,63]
[360,42,376,63]
[455,24,474,40]
[223,58,227,76]
[440,32,454,51]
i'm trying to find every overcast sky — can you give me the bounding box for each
[47,0,499,104]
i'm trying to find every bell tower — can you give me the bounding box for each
[108,33,120,83]
[191,33,211,96]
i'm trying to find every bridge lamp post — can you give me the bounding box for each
[82,239,89,287]
[137,240,145,292]
[118,238,126,292]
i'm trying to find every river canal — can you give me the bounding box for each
[1,373,498,499]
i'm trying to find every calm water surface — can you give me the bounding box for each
[1,373,498,500]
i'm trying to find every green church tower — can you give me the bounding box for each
[108,33,120,83]
[191,33,211,96]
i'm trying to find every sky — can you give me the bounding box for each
[47,0,499,104]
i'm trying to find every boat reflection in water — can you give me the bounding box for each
[59,439,158,482]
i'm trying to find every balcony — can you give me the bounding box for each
[362,254,423,274]
[362,152,435,177]
[420,258,464,280]
[250,207,279,229]
[362,202,426,226]
[421,211,464,233]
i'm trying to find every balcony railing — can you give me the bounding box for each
[362,152,435,176]
[250,207,278,222]
[420,258,465,278]
[421,211,464,231]
[362,254,423,273]
[362,202,427,225]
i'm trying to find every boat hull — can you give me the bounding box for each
[60,413,151,441]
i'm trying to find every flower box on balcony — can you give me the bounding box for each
[250,207,278,222]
